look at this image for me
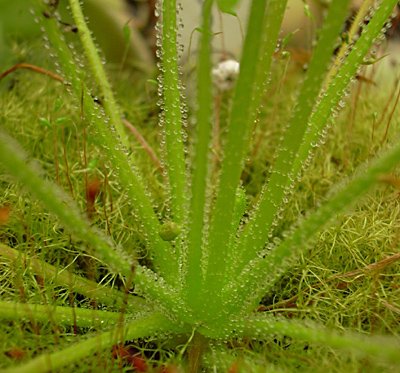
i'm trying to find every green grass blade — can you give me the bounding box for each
[67,0,129,148]
[239,315,400,364]
[203,0,287,317]
[2,312,186,373]
[160,0,187,224]
[225,134,400,315]
[234,0,352,272]
[184,0,214,311]
[0,244,149,313]
[0,301,123,328]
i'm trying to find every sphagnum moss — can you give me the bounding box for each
[0,0,400,371]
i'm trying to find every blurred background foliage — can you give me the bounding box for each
[0,0,155,73]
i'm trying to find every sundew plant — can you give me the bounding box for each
[1,0,400,371]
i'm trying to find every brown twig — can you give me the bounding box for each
[373,78,399,134]
[381,300,400,315]
[331,252,400,278]
[381,78,400,144]
[213,93,222,165]
[61,126,75,197]
[378,174,400,189]
[122,118,163,172]
[348,79,362,133]
[0,63,64,83]
[1,63,162,177]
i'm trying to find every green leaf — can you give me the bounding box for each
[217,0,240,15]
[122,20,131,44]
[38,117,52,128]
[362,53,389,65]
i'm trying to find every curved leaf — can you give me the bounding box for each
[217,0,240,15]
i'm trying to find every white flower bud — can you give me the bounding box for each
[212,59,240,91]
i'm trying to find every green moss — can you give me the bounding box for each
[0,0,399,371]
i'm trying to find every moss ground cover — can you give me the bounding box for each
[0,0,400,371]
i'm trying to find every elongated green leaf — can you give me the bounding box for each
[0,131,181,317]
[0,301,122,328]
[234,0,352,273]
[239,315,400,364]
[0,130,131,277]
[293,0,398,178]
[161,0,187,225]
[184,0,214,311]
[224,132,400,315]
[202,0,287,321]
[3,312,186,373]
[68,0,129,148]
[36,0,178,283]
[0,244,149,313]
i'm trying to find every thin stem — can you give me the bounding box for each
[381,78,400,143]
[0,62,64,82]
[122,118,163,172]
[187,332,209,373]
[68,0,129,148]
